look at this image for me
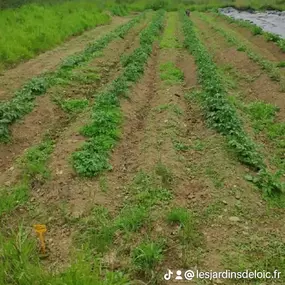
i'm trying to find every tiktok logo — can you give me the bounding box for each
[164,269,174,280]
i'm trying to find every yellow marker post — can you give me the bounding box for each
[33,224,47,254]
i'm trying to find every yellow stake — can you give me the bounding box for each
[33,224,47,254]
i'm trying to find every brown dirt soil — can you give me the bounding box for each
[0,18,148,182]
[0,17,130,101]
[192,15,285,122]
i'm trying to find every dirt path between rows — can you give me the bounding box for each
[0,16,130,101]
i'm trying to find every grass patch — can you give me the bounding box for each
[60,98,89,114]
[131,239,165,277]
[0,2,111,68]
[0,226,130,284]
[167,207,191,226]
[173,140,190,151]
[160,12,181,48]
[245,101,278,132]
[20,139,54,182]
[167,206,203,267]
[224,235,285,283]
[159,62,184,85]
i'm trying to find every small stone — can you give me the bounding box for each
[222,200,228,205]
[229,216,241,222]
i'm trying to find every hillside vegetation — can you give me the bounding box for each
[0,1,110,69]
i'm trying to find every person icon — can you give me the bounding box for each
[175,270,183,280]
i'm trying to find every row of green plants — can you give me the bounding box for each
[0,14,145,142]
[72,10,165,177]
[0,1,111,68]
[217,13,285,52]
[182,12,284,196]
[197,13,283,86]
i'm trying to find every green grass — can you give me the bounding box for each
[0,1,111,68]
[0,226,130,285]
[245,101,278,131]
[72,10,165,177]
[131,239,165,277]
[223,234,285,283]
[159,62,184,84]
[167,207,191,226]
[160,12,181,48]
